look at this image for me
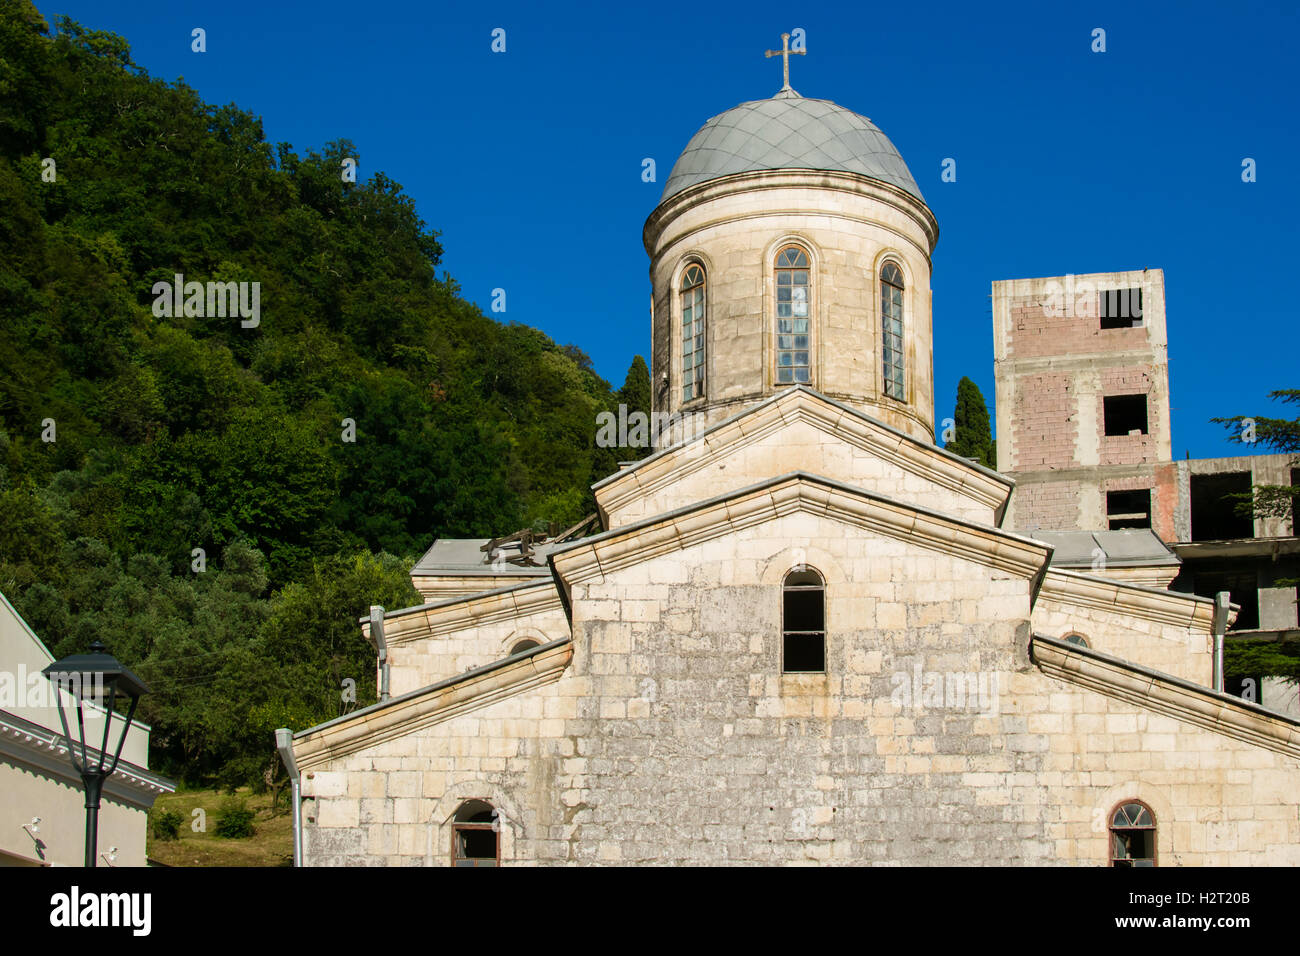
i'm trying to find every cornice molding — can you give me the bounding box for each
[594,387,1012,527]
[1038,568,1216,631]
[644,168,939,256]
[362,580,567,647]
[0,710,174,809]
[293,641,572,770]
[561,472,1048,604]
[1032,635,1300,760]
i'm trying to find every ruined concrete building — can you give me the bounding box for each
[993,270,1300,714]
[287,78,1300,866]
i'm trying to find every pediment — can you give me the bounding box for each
[593,386,1011,530]
[560,471,1047,618]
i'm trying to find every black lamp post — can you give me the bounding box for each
[42,641,150,868]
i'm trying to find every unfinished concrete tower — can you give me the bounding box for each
[992,269,1173,537]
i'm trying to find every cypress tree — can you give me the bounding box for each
[618,355,652,422]
[947,376,994,469]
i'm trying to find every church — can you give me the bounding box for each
[288,44,1300,866]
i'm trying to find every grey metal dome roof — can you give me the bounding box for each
[660,90,924,204]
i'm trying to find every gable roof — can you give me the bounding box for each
[1037,567,1220,632]
[592,385,1013,529]
[291,639,573,770]
[1032,633,1300,758]
[360,578,566,648]
[556,470,1050,624]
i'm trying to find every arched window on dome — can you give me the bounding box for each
[774,246,811,385]
[881,261,905,400]
[681,264,706,403]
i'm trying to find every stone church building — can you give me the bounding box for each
[289,74,1300,866]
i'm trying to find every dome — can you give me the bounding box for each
[660,90,924,204]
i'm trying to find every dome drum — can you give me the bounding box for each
[645,92,938,445]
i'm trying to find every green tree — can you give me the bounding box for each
[1211,389,1300,522]
[616,355,652,462]
[0,5,635,791]
[945,376,994,469]
[1225,640,1300,688]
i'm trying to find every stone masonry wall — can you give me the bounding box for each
[302,510,1298,865]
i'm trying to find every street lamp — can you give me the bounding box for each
[42,641,150,868]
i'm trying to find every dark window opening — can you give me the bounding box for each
[509,639,541,655]
[452,800,498,867]
[1099,288,1143,328]
[1107,489,1151,530]
[1192,569,1259,630]
[1190,472,1254,541]
[1063,633,1090,648]
[1103,394,1148,436]
[1110,801,1156,867]
[782,568,825,673]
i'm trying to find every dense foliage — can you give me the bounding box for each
[944,376,994,469]
[214,797,257,839]
[0,2,638,788]
[150,808,183,842]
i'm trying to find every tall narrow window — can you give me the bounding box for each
[775,247,811,384]
[881,261,905,400]
[1109,801,1156,867]
[452,800,499,867]
[782,567,825,672]
[681,264,705,402]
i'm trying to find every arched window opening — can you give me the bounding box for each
[681,264,706,402]
[775,247,811,384]
[1063,633,1090,648]
[510,639,541,656]
[452,800,499,867]
[881,261,905,400]
[1109,801,1156,867]
[782,567,825,672]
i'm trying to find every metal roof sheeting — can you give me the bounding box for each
[661,91,923,203]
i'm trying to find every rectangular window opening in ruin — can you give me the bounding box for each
[1194,569,1259,630]
[1107,489,1151,530]
[1099,288,1143,328]
[1103,394,1148,436]
[1190,472,1254,541]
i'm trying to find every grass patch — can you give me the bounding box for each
[146,787,293,867]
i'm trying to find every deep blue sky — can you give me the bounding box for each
[34,0,1298,457]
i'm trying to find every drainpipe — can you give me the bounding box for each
[371,605,390,702]
[275,728,302,867]
[1211,591,1231,692]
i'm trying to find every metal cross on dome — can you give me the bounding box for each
[765,32,805,92]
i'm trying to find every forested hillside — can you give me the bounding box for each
[0,2,646,788]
